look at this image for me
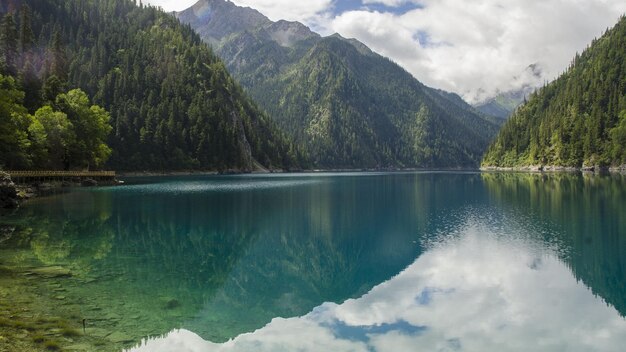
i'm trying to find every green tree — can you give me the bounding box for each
[42,75,68,104]
[0,13,18,76]
[32,105,75,169]
[20,58,41,112]
[55,89,112,169]
[48,27,68,80]
[609,110,626,164]
[0,74,32,168]
[27,117,48,168]
[18,4,34,54]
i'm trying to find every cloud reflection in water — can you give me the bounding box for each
[129,224,626,352]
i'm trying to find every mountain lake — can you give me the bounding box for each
[0,171,625,351]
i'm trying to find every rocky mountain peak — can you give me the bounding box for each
[266,20,319,47]
[175,0,270,44]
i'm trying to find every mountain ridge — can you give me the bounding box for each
[177,0,501,168]
[482,16,626,169]
[0,0,302,171]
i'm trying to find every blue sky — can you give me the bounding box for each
[144,0,626,104]
[332,0,422,15]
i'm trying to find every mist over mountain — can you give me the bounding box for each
[475,64,544,120]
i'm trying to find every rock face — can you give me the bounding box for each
[267,20,319,47]
[174,0,270,45]
[0,172,18,209]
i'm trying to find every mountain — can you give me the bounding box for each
[482,16,626,169]
[0,0,302,172]
[475,90,527,120]
[475,64,543,119]
[177,0,501,168]
[175,0,270,45]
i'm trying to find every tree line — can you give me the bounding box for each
[0,4,111,170]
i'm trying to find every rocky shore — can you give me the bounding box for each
[0,172,120,210]
[481,165,626,173]
[0,172,19,209]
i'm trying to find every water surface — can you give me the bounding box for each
[0,172,625,351]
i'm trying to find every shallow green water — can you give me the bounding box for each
[1,172,626,351]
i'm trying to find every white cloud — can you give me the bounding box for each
[230,0,333,30]
[331,0,626,103]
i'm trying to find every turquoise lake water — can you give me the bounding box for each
[1,172,626,351]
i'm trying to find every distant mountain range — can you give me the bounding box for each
[177,0,501,168]
[483,15,626,169]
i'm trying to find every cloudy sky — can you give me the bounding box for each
[144,0,626,104]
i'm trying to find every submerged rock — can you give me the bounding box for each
[29,266,72,278]
[16,186,37,199]
[81,178,98,187]
[0,172,18,209]
[0,225,15,243]
[164,298,181,310]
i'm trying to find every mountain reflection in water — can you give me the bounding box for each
[130,220,626,352]
[2,172,625,352]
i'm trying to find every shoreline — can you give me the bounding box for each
[5,166,624,209]
[117,167,481,177]
[0,173,123,211]
[480,165,626,174]
[120,165,626,178]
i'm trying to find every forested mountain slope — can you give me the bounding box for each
[0,0,302,171]
[482,16,626,169]
[177,0,501,168]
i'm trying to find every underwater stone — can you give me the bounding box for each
[164,299,181,309]
[29,266,72,278]
[0,172,18,209]
[81,179,98,187]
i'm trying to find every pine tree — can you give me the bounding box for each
[19,58,41,112]
[48,26,68,80]
[0,13,18,76]
[18,4,34,54]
